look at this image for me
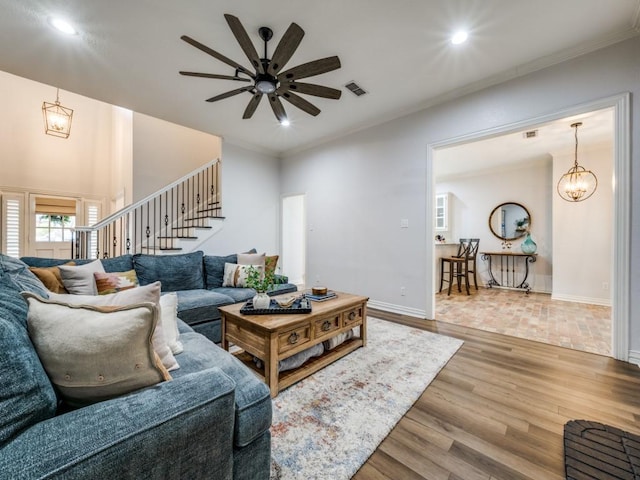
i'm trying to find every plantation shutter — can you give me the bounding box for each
[2,193,24,258]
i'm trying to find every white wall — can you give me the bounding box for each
[436,158,553,292]
[0,70,116,201]
[132,112,221,201]
[281,36,640,353]
[197,142,280,257]
[552,143,613,305]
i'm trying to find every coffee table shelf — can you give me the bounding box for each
[219,291,368,397]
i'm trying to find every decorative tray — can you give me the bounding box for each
[240,298,312,315]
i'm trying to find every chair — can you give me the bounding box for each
[439,238,480,295]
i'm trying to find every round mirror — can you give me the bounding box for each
[488,202,531,241]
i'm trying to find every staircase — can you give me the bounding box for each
[72,159,223,259]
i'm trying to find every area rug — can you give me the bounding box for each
[564,420,640,479]
[269,317,463,480]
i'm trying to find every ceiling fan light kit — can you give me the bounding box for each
[180,14,342,124]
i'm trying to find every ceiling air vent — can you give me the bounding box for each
[523,130,538,139]
[345,81,367,97]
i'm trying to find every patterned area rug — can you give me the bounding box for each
[269,317,463,480]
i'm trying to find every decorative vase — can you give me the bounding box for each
[252,292,271,309]
[521,232,537,254]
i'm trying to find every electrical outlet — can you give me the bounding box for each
[602,282,609,291]
[400,286,406,296]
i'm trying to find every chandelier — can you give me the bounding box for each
[42,88,74,139]
[556,122,597,202]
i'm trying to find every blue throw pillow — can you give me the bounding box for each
[203,254,237,289]
[0,276,57,446]
[133,251,204,292]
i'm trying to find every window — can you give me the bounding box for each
[34,196,77,242]
[35,214,75,242]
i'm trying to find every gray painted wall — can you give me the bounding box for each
[280,36,640,354]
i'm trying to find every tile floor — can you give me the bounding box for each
[435,286,612,356]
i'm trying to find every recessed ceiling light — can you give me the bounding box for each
[48,16,78,35]
[451,31,468,45]
[280,119,291,127]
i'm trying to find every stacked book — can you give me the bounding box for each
[306,291,337,302]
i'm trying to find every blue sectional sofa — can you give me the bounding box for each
[21,250,297,343]
[0,253,276,479]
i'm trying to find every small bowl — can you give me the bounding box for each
[276,296,296,308]
[312,286,327,296]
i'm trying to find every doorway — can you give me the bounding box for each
[281,194,306,288]
[426,94,630,361]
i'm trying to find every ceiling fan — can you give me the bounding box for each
[180,14,342,124]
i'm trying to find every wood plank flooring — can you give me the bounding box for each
[353,309,640,480]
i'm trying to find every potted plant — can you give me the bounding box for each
[245,265,275,309]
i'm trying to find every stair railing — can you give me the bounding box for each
[72,159,222,259]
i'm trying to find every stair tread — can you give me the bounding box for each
[171,226,212,230]
[183,216,226,221]
[157,236,198,239]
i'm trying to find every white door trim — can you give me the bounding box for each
[425,92,630,361]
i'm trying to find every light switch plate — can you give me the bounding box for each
[400,219,409,228]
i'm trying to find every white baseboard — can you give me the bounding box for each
[367,300,426,319]
[628,350,640,367]
[551,293,611,307]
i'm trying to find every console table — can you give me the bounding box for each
[480,251,537,293]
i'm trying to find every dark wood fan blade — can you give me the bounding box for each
[278,82,341,99]
[278,56,341,81]
[180,71,251,82]
[268,94,287,122]
[267,22,304,76]
[181,35,255,79]
[206,87,253,102]
[224,14,264,75]
[243,93,263,119]
[279,90,320,116]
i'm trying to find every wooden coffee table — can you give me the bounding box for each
[219,291,368,397]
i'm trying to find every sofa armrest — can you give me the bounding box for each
[0,368,236,480]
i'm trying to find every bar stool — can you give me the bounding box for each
[439,238,480,295]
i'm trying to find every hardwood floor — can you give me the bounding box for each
[353,309,640,480]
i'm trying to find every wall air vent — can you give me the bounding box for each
[345,81,367,97]
[523,130,538,139]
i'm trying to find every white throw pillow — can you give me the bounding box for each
[222,262,262,288]
[48,282,179,371]
[160,293,183,355]
[59,259,105,295]
[22,292,171,407]
[237,252,266,270]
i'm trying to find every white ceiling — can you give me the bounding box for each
[0,0,638,156]
[435,107,615,180]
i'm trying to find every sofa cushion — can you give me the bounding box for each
[20,255,134,273]
[174,289,235,324]
[94,269,139,294]
[214,287,256,303]
[133,251,204,292]
[0,255,49,300]
[0,275,57,446]
[203,254,237,289]
[23,293,171,408]
[222,263,261,288]
[28,263,74,293]
[172,331,272,447]
[59,260,105,295]
[48,283,179,372]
